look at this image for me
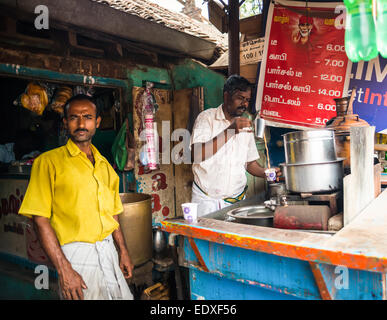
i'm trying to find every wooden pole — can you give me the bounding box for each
[228,0,240,76]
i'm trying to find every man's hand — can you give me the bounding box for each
[32,216,88,300]
[119,250,134,279]
[229,117,253,134]
[58,262,87,300]
[112,215,134,279]
[246,162,283,181]
[274,166,282,182]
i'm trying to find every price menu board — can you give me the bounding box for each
[240,38,265,65]
[255,1,351,128]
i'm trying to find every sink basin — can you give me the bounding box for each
[226,205,274,227]
[202,194,268,223]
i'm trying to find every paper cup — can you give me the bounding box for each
[182,203,198,223]
[265,168,277,182]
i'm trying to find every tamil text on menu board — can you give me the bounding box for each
[255,1,350,128]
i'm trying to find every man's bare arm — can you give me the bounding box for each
[112,215,134,279]
[246,161,282,181]
[246,160,266,178]
[33,216,87,300]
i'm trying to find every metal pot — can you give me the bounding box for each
[268,182,287,198]
[153,228,167,259]
[281,159,344,193]
[283,130,337,164]
[326,91,369,170]
[227,205,274,227]
[119,193,152,266]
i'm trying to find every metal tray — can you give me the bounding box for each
[226,205,274,227]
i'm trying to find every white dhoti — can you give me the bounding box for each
[60,234,133,300]
[191,182,235,217]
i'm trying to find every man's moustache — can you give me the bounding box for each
[74,129,88,133]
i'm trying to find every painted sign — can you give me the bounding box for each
[256,1,350,128]
[348,55,387,133]
[240,38,265,65]
[0,179,29,259]
[0,178,50,264]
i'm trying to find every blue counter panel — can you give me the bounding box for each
[182,237,385,300]
[190,269,302,300]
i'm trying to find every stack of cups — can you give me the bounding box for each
[144,113,157,170]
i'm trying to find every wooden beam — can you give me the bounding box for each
[309,262,333,300]
[228,0,240,75]
[187,237,209,272]
[375,144,387,152]
[218,0,228,9]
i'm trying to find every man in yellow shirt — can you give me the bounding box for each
[19,94,133,300]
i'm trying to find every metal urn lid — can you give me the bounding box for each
[326,87,369,133]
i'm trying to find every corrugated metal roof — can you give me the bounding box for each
[92,0,228,54]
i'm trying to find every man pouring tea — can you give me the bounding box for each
[190,75,281,216]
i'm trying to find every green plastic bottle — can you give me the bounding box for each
[344,0,378,62]
[376,0,387,58]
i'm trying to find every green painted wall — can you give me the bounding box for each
[171,59,225,110]
[127,65,172,88]
[126,59,225,110]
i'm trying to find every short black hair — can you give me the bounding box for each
[63,94,99,119]
[223,75,251,96]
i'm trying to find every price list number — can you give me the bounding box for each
[320,74,343,82]
[318,88,341,97]
[315,117,329,125]
[324,59,345,68]
[317,103,336,111]
[326,44,346,52]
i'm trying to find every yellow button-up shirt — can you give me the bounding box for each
[19,139,123,245]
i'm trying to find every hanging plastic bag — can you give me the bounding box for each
[19,82,49,115]
[111,117,136,171]
[51,86,72,115]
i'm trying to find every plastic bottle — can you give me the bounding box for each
[344,0,378,62]
[376,0,387,58]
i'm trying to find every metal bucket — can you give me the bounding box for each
[268,182,287,198]
[283,130,337,164]
[281,159,344,193]
[119,193,152,266]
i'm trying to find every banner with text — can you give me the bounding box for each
[348,55,387,134]
[256,1,350,128]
